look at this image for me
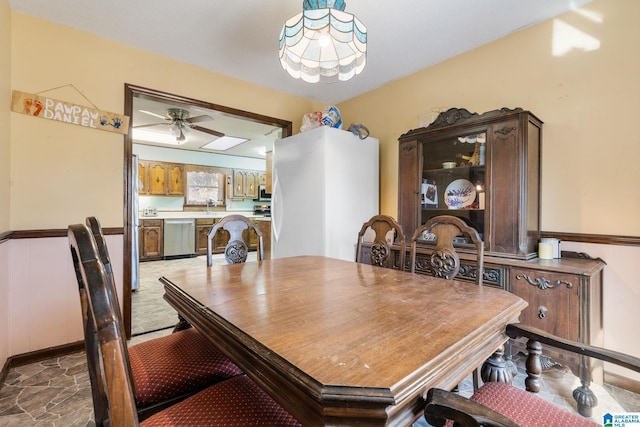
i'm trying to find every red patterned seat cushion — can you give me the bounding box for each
[128,328,244,407]
[465,382,599,427]
[141,375,302,426]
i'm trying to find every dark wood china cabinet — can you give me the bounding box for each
[398,107,541,259]
[398,108,605,385]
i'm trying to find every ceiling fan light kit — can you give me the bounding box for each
[279,0,367,83]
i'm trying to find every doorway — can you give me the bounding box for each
[123,84,292,338]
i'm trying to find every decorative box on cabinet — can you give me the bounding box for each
[398,107,542,260]
[140,219,163,261]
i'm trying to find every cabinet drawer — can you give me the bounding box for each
[140,219,163,227]
[196,218,215,225]
[510,268,580,341]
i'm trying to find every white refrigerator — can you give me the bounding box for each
[271,126,379,261]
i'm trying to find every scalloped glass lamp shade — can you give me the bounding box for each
[279,0,367,83]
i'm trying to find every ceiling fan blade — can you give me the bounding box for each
[138,110,168,120]
[192,125,225,138]
[186,114,214,124]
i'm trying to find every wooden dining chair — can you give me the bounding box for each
[81,218,244,423]
[206,214,264,266]
[69,223,301,426]
[424,323,640,427]
[410,215,484,286]
[356,214,406,270]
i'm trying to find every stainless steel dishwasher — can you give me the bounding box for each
[163,219,196,257]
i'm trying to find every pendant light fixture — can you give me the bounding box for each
[279,0,367,83]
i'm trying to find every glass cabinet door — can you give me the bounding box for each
[420,129,487,246]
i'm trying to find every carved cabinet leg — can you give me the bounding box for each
[481,345,513,384]
[573,354,597,417]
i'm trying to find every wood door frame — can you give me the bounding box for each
[123,83,292,338]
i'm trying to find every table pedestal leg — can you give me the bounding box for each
[481,345,513,384]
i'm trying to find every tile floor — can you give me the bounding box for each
[1,255,638,426]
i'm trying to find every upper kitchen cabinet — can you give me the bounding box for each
[149,161,167,195]
[398,107,542,259]
[166,163,185,195]
[140,160,185,196]
[138,160,150,195]
[228,169,259,199]
[265,151,273,194]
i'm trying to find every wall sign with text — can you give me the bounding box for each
[10,90,129,135]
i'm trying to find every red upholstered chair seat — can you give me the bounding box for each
[128,327,244,407]
[444,382,599,427]
[141,375,302,427]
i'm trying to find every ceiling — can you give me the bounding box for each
[9,0,593,106]
[131,94,283,159]
[10,1,593,159]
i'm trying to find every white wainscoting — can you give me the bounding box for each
[0,240,10,369]
[561,241,640,382]
[2,235,638,385]
[7,234,123,356]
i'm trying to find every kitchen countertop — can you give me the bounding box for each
[140,211,271,220]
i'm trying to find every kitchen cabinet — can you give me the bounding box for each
[139,219,163,261]
[255,219,271,259]
[148,162,167,195]
[265,151,273,193]
[228,169,259,199]
[140,160,185,196]
[398,107,604,376]
[166,163,185,195]
[138,160,150,195]
[195,218,216,255]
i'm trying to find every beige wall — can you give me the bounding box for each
[0,0,10,373]
[336,0,640,378]
[9,11,317,230]
[340,0,639,237]
[3,0,639,379]
[4,11,316,356]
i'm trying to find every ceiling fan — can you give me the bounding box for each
[135,108,225,142]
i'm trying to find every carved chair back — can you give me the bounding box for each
[410,215,484,286]
[356,215,406,270]
[69,223,139,426]
[207,214,264,266]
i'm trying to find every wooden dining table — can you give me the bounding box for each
[160,255,527,426]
